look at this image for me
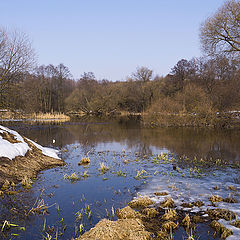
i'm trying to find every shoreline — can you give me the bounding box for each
[0,125,65,187]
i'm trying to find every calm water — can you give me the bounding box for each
[0,118,240,240]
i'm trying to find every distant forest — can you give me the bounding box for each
[0,0,240,127]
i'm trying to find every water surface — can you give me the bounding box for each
[0,118,239,239]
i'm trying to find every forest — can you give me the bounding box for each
[0,0,240,128]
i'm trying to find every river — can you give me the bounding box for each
[0,117,239,239]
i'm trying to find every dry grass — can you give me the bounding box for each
[31,112,70,120]
[26,198,52,216]
[0,131,20,143]
[209,195,223,202]
[21,176,33,189]
[64,172,80,181]
[228,185,237,191]
[78,157,90,165]
[160,197,175,208]
[210,220,233,239]
[128,196,154,209]
[192,200,204,207]
[182,214,191,228]
[223,194,238,203]
[154,191,168,196]
[78,218,151,240]
[161,209,177,221]
[141,208,158,218]
[162,221,179,232]
[181,202,193,208]
[207,209,236,221]
[117,206,139,219]
[230,220,240,228]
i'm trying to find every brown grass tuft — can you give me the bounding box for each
[128,196,154,209]
[78,218,152,240]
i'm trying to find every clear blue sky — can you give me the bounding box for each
[1,0,225,81]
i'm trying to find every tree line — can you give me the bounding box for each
[0,0,239,126]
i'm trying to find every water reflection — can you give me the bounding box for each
[3,118,240,164]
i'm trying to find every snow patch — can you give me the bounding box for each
[0,125,60,160]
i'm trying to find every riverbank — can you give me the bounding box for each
[0,125,65,187]
[1,109,240,129]
[142,111,240,129]
[0,110,70,122]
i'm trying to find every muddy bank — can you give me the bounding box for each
[0,125,65,186]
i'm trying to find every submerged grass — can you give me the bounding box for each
[78,157,91,166]
[64,173,81,181]
[98,162,109,174]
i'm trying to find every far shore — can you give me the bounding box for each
[0,110,240,129]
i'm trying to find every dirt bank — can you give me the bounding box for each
[0,126,65,186]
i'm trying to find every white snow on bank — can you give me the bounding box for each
[28,139,60,159]
[0,125,60,160]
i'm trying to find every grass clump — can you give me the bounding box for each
[207,209,236,221]
[98,162,109,174]
[78,218,151,240]
[209,195,223,202]
[181,202,193,208]
[21,176,33,189]
[162,209,177,221]
[81,171,89,179]
[141,208,158,218]
[78,157,90,165]
[134,169,149,180]
[182,214,191,228]
[154,192,168,196]
[228,185,237,191]
[162,221,179,232]
[64,173,81,181]
[26,199,51,216]
[192,200,204,207]
[223,194,238,203]
[117,206,139,219]
[210,220,233,239]
[1,180,10,191]
[128,196,154,209]
[160,197,175,208]
[230,220,240,228]
[75,210,83,222]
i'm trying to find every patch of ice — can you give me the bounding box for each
[218,219,240,240]
[136,162,240,239]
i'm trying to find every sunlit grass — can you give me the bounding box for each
[98,162,109,173]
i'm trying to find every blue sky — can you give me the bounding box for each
[1,0,225,81]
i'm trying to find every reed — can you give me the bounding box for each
[31,112,70,120]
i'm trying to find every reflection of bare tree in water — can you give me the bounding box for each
[125,139,152,156]
[3,118,240,164]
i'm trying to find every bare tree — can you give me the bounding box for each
[200,0,240,56]
[131,66,153,82]
[0,28,36,93]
